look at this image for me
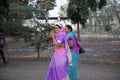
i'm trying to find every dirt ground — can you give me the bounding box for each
[0,60,120,80]
[0,35,120,80]
[4,36,120,65]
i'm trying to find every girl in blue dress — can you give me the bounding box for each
[65,25,80,80]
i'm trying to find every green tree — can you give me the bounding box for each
[37,0,56,22]
[1,0,56,58]
[37,0,56,11]
[87,0,120,32]
[1,0,55,35]
[113,0,120,24]
[29,22,53,58]
[67,0,107,40]
[0,0,9,24]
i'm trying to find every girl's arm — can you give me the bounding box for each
[50,32,62,50]
[52,37,62,50]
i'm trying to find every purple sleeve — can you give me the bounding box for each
[56,34,65,44]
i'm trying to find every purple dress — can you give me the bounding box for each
[45,24,71,80]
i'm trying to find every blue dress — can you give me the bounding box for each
[67,31,80,80]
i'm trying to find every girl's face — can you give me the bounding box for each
[65,26,70,33]
[54,25,61,34]
[68,39,74,48]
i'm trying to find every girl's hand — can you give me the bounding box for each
[50,31,55,39]
[48,31,55,41]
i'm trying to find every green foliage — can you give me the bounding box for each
[30,22,53,46]
[9,2,46,20]
[67,0,89,26]
[0,20,32,37]
[67,0,107,26]
[88,0,97,11]
[9,2,30,19]
[1,0,50,36]
[0,0,56,58]
[89,0,119,26]
[104,25,112,31]
[37,0,56,11]
[0,0,9,22]
[23,22,53,58]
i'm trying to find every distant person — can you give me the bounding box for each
[0,28,6,65]
[65,25,80,80]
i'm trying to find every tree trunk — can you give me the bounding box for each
[95,11,97,32]
[36,46,40,59]
[77,22,80,41]
[37,49,40,59]
[113,0,120,24]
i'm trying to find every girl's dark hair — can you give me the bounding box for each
[55,24,62,29]
[65,25,73,31]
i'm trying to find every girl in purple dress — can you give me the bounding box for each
[45,23,72,80]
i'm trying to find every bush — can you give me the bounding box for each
[105,25,112,31]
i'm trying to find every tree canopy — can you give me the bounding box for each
[67,0,107,26]
[0,0,56,58]
[0,0,55,36]
[0,0,9,23]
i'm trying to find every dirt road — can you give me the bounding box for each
[0,60,120,80]
[0,36,120,80]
